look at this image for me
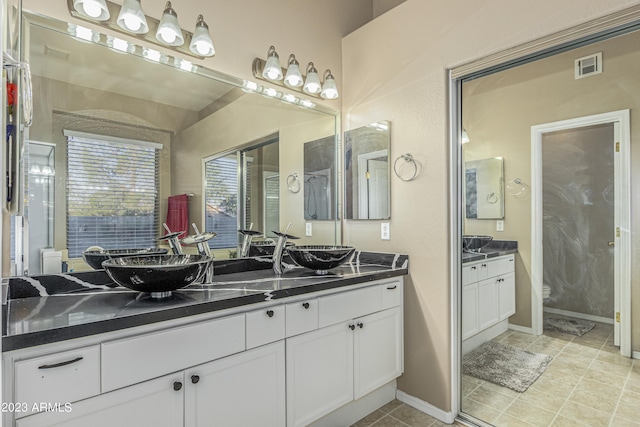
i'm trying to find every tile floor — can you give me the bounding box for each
[351,399,463,427]
[351,316,638,427]
[461,317,640,426]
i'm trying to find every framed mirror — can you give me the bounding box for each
[304,135,336,221]
[344,121,390,220]
[7,11,340,276]
[464,157,504,219]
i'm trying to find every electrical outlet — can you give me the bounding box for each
[496,220,504,232]
[381,223,390,240]
[305,222,312,237]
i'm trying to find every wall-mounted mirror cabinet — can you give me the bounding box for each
[7,11,340,276]
[344,121,390,220]
[464,157,504,219]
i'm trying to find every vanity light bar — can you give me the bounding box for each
[67,0,209,59]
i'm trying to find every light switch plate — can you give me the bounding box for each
[305,222,312,237]
[381,223,390,240]
[496,220,504,232]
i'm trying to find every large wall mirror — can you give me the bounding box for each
[344,121,390,220]
[7,11,340,276]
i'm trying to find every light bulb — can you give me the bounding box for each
[123,14,142,31]
[303,62,322,95]
[189,15,215,57]
[284,54,303,87]
[262,46,283,81]
[155,1,184,46]
[158,27,177,44]
[83,0,102,18]
[117,0,149,34]
[320,70,339,99]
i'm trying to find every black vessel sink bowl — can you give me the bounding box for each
[462,235,493,252]
[82,248,168,270]
[288,245,356,274]
[103,254,211,297]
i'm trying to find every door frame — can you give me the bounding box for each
[530,109,631,357]
[357,149,388,219]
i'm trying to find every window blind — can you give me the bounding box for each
[204,154,239,250]
[66,135,159,258]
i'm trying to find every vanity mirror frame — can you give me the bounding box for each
[7,10,341,277]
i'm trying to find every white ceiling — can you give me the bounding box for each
[28,24,235,112]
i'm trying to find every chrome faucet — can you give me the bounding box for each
[272,224,299,276]
[158,223,184,255]
[238,224,263,258]
[181,223,217,283]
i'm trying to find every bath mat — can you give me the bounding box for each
[544,317,595,337]
[463,342,552,393]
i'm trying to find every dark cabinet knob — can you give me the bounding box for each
[357,322,364,329]
[267,310,274,318]
[173,381,183,391]
[191,375,200,384]
[302,302,310,309]
[349,324,355,330]
[471,266,476,270]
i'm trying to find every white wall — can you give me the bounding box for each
[342,0,640,413]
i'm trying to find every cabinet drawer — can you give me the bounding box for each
[462,264,478,285]
[286,298,318,337]
[319,286,380,328]
[380,282,402,310]
[246,305,285,349]
[15,345,100,418]
[102,314,245,392]
[487,255,515,278]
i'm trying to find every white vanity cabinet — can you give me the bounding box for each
[462,254,515,344]
[286,281,403,427]
[16,372,185,427]
[6,277,404,427]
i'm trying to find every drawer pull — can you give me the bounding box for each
[471,266,476,270]
[349,324,355,330]
[38,356,83,370]
[481,263,487,267]
[173,381,183,391]
[266,310,275,318]
[302,302,310,309]
[191,375,200,384]
[386,285,397,290]
[357,322,364,329]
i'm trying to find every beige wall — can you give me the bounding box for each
[342,0,640,413]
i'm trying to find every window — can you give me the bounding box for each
[204,153,239,249]
[65,132,160,258]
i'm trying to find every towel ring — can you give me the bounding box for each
[506,178,527,197]
[287,173,300,193]
[486,192,499,204]
[393,153,418,181]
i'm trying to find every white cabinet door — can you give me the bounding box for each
[353,307,402,399]
[462,283,479,340]
[16,373,184,427]
[498,272,516,321]
[478,278,499,330]
[286,321,354,427]
[185,341,285,427]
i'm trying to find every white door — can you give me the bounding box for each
[16,373,184,427]
[185,341,285,427]
[353,307,402,399]
[477,278,499,330]
[286,321,354,427]
[461,283,479,340]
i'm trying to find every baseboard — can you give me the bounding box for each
[396,389,455,424]
[309,381,397,427]
[543,307,614,325]
[633,351,640,360]
[508,323,535,334]
[462,320,509,355]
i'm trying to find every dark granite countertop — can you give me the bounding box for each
[462,240,518,263]
[2,251,408,352]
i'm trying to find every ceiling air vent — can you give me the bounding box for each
[575,52,602,79]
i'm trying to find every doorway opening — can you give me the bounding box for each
[531,110,631,356]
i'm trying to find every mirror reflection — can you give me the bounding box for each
[464,157,504,219]
[344,121,390,220]
[9,12,339,276]
[304,135,336,220]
